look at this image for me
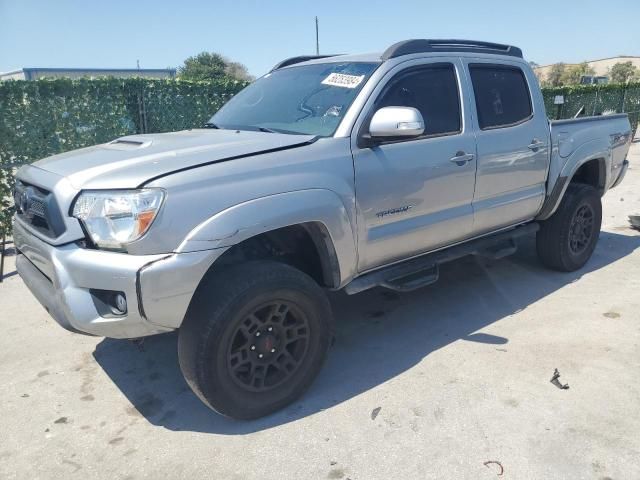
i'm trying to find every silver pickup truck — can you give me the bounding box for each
[13,39,632,419]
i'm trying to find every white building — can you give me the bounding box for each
[0,67,176,81]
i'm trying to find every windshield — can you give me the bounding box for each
[209,62,379,137]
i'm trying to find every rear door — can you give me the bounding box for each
[351,58,477,271]
[462,59,549,235]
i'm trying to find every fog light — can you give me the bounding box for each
[90,289,128,317]
[112,293,127,315]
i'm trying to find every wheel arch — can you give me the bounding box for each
[210,222,342,288]
[177,189,358,288]
[537,154,608,221]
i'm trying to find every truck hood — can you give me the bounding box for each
[33,129,316,189]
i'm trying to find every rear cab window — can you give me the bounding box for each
[469,64,532,129]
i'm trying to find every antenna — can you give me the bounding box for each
[315,17,319,55]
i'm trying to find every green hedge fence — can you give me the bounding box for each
[1,78,639,238]
[0,77,248,236]
[541,83,640,129]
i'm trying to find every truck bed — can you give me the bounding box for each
[547,113,632,193]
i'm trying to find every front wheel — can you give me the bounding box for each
[178,260,333,420]
[536,183,602,272]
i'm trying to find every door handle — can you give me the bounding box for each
[449,151,474,166]
[528,139,545,150]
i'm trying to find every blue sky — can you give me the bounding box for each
[1,0,638,77]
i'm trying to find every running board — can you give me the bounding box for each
[344,223,539,295]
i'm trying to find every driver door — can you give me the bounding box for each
[352,59,477,272]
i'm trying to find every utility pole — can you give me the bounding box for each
[315,16,319,55]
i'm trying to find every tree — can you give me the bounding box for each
[560,62,594,85]
[546,63,566,87]
[609,61,638,84]
[528,62,543,84]
[178,52,253,82]
[224,61,253,82]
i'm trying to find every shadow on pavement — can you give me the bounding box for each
[93,231,640,434]
[1,243,17,281]
[1,270,18,281]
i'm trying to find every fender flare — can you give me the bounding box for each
[537,140,610,221]
[176,189,358,286]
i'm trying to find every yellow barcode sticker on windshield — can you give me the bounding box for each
[321,73,365,89]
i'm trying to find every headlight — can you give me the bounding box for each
[72,189,164,250]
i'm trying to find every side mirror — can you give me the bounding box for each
[368,106,425,138]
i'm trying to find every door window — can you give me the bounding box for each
[469,65,532,129]
[375,64,462,137]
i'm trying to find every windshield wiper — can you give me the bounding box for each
[251,125,304,135]
[222,124,304,135]
[203,122,220,129]
[256,126,278,133]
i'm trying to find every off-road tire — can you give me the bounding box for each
[178,260,333,420]
[536,183,602,272]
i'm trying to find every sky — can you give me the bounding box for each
[1,0,639,77]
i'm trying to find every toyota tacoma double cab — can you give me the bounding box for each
[13,39,632,419]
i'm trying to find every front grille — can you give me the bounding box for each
[13,180,66,238]
[28,198,46,217]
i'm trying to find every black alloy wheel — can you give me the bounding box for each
[226,301,311,393]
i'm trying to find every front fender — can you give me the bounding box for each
[176,189,358,285]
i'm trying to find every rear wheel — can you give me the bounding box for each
[536,183,602,272]
[178,260,332,419]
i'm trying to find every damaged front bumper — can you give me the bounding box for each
[13,216,226,339]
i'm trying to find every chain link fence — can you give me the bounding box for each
[0,78,248,172]
[541,82,640,136]
[0,78,248,237]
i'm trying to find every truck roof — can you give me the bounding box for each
[272,39,523,72]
